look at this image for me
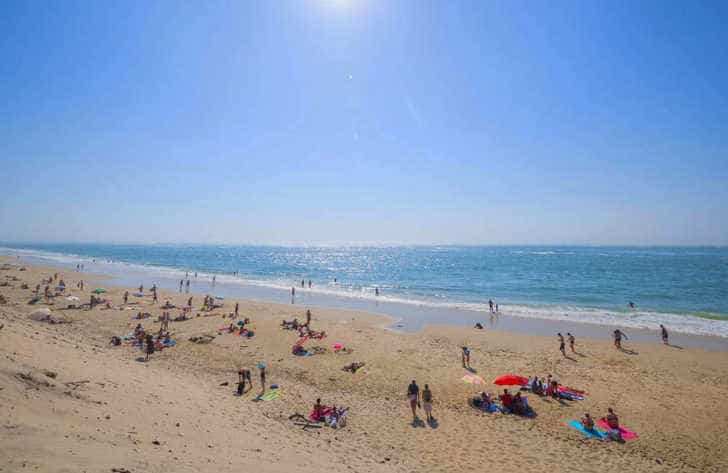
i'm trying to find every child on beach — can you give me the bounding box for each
[461,346,471,368]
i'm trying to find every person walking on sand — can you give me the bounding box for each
[407,380,420,421]
[660,324,669,345]
[488,299,494,313]
[558,333,566,357]
[237,368,251,395]
[139,284,143,294]
[567,332,576,353]
[613,329,628,350]
[235,302,239,318]
[461,346,471,368]
[188,296,193,308]
[123,291,129,304]
[422,384,434,422]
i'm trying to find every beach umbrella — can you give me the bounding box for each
[462,373,487,385]
[493,375,528,386]
[92,288,107,294]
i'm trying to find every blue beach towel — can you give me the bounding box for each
[568,420,607,439]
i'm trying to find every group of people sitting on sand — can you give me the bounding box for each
[128,322,173,361]
[526,375,583,401]
[472,389,534,416]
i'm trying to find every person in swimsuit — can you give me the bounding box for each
[567,333,576,353]
[235,302,239,318]
[313,398,325,420]
[613,329,628,350]
[660,324,669,345]
[602,407,623,441]
[123,291,129,304]
[604,408,619,428]
[581,413,595,431]
[407,380,420,421]
[422,384,433,422]
[557,333,566,356]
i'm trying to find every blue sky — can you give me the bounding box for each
[1,0,727,246]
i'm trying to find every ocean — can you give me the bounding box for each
[2,243,727,339]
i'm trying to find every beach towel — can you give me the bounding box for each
[258,391,281,401]
[293,336,309,348]
[309,406,333,421]
[568,420,607,439]
[462,373,487,385]
[597,420,638,439]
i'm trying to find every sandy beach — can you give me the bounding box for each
[2,257,728,473]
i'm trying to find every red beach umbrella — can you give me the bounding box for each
[493,375,529,386]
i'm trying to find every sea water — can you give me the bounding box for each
[2,244,727,338]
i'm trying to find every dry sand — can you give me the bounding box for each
[1,258,728,473]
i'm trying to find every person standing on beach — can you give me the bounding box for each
[567,332,576,353]
[558,333,566,357]
[259,362,267,393]
[139,284,143,294]
[461,346,471,368]
[179,280,183,292]
[291,287,296,304]
[145,334,154,361]
[188,296,193,308]
[375,287,380,297]
[308,280,312,288]
[185,279,190,293]
[422,384,434,422]
[301,279,305,288]
[613,329,628,350]
[407,380,420,421]
[234,302,239,318]
[488,299,494,313]
[123,291,129,304]
[660,324,669,345]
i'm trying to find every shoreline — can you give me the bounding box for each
[3,253,727,351]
